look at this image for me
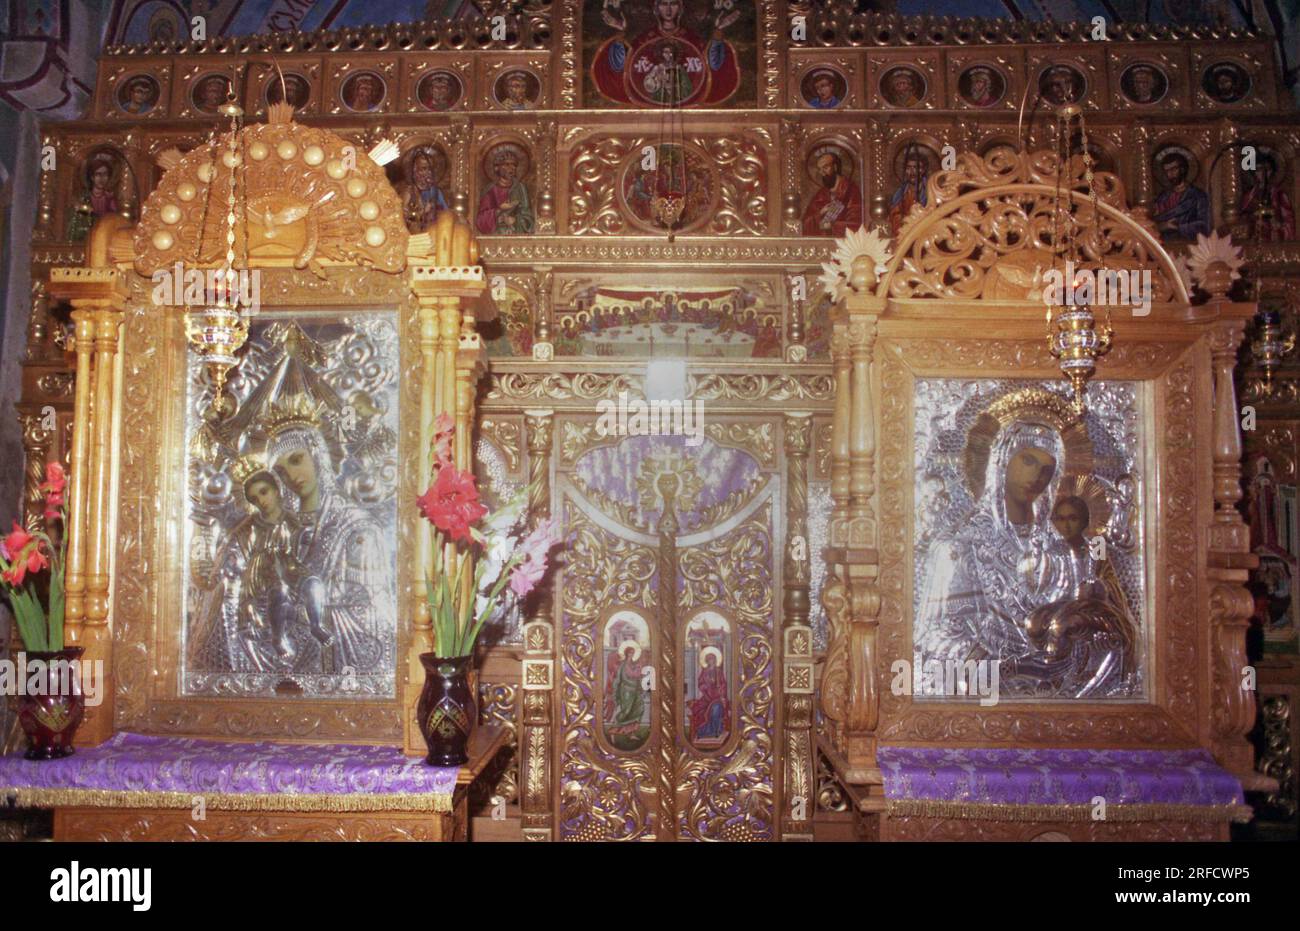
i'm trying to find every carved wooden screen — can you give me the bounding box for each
[554,419,781,840]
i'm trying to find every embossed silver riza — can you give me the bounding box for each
[181,313,400,699]
[911,377,1147,701]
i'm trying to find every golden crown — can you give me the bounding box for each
[230,452,274,489]
[262,393,322,437]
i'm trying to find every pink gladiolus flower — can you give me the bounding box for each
[508,556,547,598]
[507,518,559,598]
[433,413,454,468]
[520,517,559,563]
[39,462,66,520]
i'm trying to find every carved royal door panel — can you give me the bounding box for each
[555,423,781,841]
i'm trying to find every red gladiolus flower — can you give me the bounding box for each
[2,523,34,562]
[0,523,47,586]
[39,462,66,521]
[40,462,67,496]
[417,466,486,543]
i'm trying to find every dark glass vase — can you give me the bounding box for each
[17,647,86,760]
[417,653,476,767]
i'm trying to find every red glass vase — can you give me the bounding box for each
[17,647,86,760]
[416,653,476,767]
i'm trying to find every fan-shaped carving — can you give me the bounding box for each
[885,146,1186,306]
[133,119,408,277]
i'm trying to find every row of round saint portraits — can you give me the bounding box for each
[55,137,1297,245]
[111,60,1258,117]
[799,59,1257,110]
[113,67,544,117]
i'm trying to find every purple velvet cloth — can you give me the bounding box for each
[878,746,1245,808]
[0,732,458,808]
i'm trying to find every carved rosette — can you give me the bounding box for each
[567,133,767,237]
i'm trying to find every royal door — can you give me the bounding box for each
[554,421,782,840]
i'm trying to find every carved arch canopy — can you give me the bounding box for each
[882,146,1188,306]
[132,112,409,277]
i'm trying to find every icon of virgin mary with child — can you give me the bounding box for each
[914,393,1139,699]
[191,328,394,690]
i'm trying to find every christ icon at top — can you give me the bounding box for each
[590,0,742,107]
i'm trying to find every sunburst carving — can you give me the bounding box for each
[134,115,408,277]
[817,226,892,303]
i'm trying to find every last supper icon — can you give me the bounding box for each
[912,382,1146,700]
[587,0,749,107]
[184,317,399,699]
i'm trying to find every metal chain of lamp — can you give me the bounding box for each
[1046,101,1113,413]
[184,91,249,402]
[649,58,687,240]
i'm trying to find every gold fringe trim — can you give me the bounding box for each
[885,799,1254,824]
[1,786,453,814]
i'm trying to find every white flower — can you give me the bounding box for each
[483,485,529,538]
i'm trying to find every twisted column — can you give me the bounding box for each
[655,475,681,841]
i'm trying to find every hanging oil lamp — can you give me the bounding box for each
[185,93,249,402]
[1046,101,1112,413]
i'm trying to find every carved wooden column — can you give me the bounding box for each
[1218,118,1241,227]
[450,116,471,221]
[26,279,49,361]
[521,409,556,841]
[63,306,95,645]
[404,219,486,756]
[534,120,557,235]
[868,118,888,230]
[46,261,128,748]
[654,473,681,842]
[1132,119,1153,211]
[780,118,804,236]
[34,133,55,241]
[785,269,807,363]
[820,258,884,787]
[533,267,554,362]
[782,412,815,841]
[1206,320,1261,781]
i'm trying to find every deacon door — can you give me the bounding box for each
[554,420,781,840]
